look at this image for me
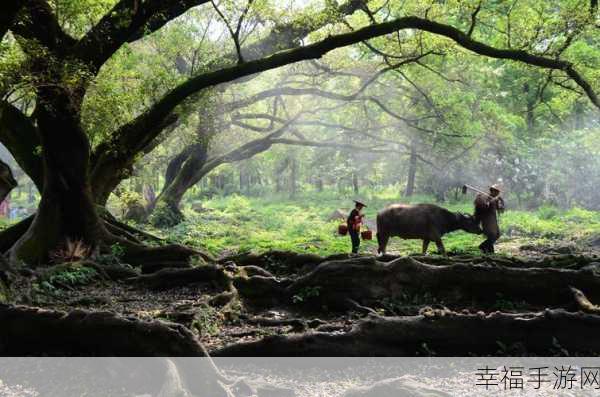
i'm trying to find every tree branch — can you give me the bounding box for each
[90,0,369,193]
[122,15,600,146]
[11,0,76,56]
[0,101,44,190]
[75,0,211,71]
[467,1,482,37]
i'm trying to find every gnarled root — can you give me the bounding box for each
[570,286,600,314]
[114,240,213,273]
[212,309,600,356]
[0,304,209,356]
[0,215,33,254]
[129,265,231,290]
[286,256,600,310]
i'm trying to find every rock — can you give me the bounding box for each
[343,376,450,397]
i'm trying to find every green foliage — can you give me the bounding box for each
[192,305,222,337]
[96,243,129,266]
[32,262,100,301]
[149,190,600,258]
[40,263,99,288]
[148,201,184,228]
[292,286,321,304]
[537,205,561,220]
[110,243,126,259]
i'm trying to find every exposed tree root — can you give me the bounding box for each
[0,215,33,254]
[103,220,143,244]
[570,286,600,314]
[130,265,231,290]
[122,253,600,313]
[84,261,139,281]
[117,241,213,273]
[379,253,599,270]
[100,211,163,243]
[0,210,211,274]
[233,275,291,306]
[219,250,331,274]
[212,309,600,356]
[284,256,600,310]
[0,304,209,355]
[245,316,326,332]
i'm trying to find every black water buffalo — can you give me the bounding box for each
[376,203,482,255]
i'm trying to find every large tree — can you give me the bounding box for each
[1,0,598,264]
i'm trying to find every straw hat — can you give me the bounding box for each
[353,200,367,207]
[489,184,502,192]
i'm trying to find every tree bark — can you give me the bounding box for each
[88,1,368,203]
[9,88,107,265]
[352,172,359,195]
[289,157,298,198]
[284,256,600,309]
[0,304,208,355]
[404,140,417,197]
[149,142,209,226]
[0,102,44,190]
[212,309,600,356]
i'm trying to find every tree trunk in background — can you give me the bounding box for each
[275,158,289,193]
[574,101,584,130]
[289,157,298,198]
[149,142,208,227]
[404,141,417,197]
[523,83,536,133]
[352,172,359,195]
[11,89,107,265]
[315,177,323,192]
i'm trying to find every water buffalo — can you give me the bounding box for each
[376,203,482,255]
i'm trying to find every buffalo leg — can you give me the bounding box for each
[422,239,430,254]
[377,233,389,255]
[434,239,446,255]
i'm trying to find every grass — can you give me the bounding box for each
[147,188,600,258]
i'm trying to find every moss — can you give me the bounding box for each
[148,200,184,228]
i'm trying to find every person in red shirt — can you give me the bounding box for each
[347,200,366,253]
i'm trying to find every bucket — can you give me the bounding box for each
[338,224,348,235]
[361,230,373,240]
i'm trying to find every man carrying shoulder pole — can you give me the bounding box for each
[471,184,505,254]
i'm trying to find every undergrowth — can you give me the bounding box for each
[140,190,599,257]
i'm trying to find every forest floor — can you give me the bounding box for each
[6,192,600,357]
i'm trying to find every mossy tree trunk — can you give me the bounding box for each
[10,83,107,265]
